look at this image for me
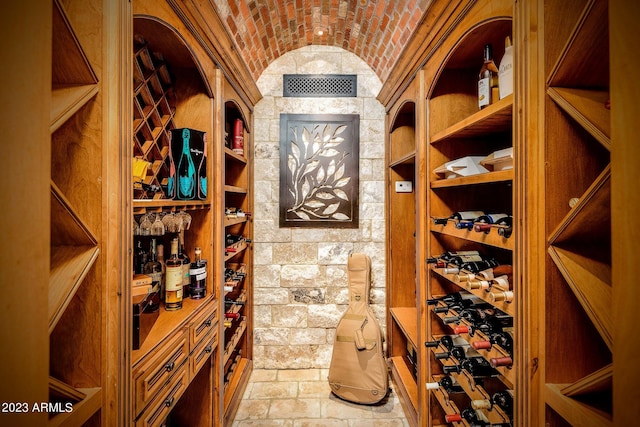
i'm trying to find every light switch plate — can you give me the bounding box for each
[395,181,412,193]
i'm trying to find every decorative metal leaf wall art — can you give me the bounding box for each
[279,114,359,228]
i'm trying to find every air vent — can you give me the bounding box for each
[283,74,357,97]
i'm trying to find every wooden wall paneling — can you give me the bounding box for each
[610,0,640,424]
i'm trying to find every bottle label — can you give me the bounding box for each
[189,266,207,281]
[478,77,490,108]
[165,267,183,291]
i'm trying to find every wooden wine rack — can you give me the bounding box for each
[540,0,613,425]
[133,36,176,200]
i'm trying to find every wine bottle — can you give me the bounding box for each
[425,334,469,350]
[478,43,499,109]
[189,247,207,299]
[489,290,514,304]
[473,213,510,233]
[426,250,481,267]
[461,357,499,378]
[225,298,246,306]
[156,243,166,299]
[496,215,513,238]
[164,238,183,311]
[143,238,163,295]
[472,327,514,356]
[432,211,485,230]
[177,128,196,199]
[225,312,240,319]
[489,355,513,368]
[426,375,464,393]
[467,265,513,290]
[491,390,514,418]
[498,36,514,100]
[178,230,190,298]
[427,291,480,307]
[232,118,244,155]
[134,239,147,275]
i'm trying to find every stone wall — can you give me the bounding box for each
[252,45,386,369]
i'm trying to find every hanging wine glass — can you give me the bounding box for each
[133,218,140,236]
[151,213,165,236]
[139,213,152,236]
[162,212,177,233]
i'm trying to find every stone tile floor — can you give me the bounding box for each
[231,369,409,426]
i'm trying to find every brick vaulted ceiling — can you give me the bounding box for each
[212,0,432,82]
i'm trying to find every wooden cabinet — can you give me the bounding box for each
[385,77,421,426]
[218,82,254,425]
[532,0,613,425]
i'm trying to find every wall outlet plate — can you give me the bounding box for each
[395,181,412,193]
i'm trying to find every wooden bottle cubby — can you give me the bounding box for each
[540,0,613,425]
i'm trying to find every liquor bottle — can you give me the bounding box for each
[164,238,183,310]
[496,216,513,238]
[177,128,196,199]
[478,43,499,109]
[134,239,147,275]
[473,213,510,233]
[143,238,163,295]
[189,247,207,299]
[232,118,244,155]
[432,210,485,230]
[156,243,166,299]
[178,230,190,298]
[426,375,464,393]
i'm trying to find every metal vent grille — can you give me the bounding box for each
[283,74,357,97]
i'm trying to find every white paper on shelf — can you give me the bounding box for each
[480,147,514,171]
[433,156,489,179]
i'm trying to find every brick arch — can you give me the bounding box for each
[213,0,430,81]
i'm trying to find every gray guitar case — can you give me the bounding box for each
[328,253,388,404]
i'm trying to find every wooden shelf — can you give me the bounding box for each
[131,296,214,366]
[560,363,612,397]
[430,170,513,188]
[390,356,418,417]
[548,246,612,351]
[547,0,609,89]
[133,199,211,213]
[48,387,102,427]
[545,383,612,427]
[430,95,513,145]
[51,84,100,134]
[547,87,610,150]
[224,185,248,194]
[224,147,248,164]
[430,224,514,251]
[390,307,418,348]
[389,151,416,168]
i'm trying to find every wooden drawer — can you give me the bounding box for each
[135,361,189,427]
[133,329,189,416]
[189,299,218,351]
[191,328,218,377]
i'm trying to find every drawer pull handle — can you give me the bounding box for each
[164,396,174,408]
[205,345,212,353]
[205,319,212,327]
[164,361,175,372]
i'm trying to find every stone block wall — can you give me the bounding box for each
[252,45,386,369]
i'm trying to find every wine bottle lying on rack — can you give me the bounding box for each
[459,264,513,284]
[432,210,485,230]
[443,258,500,275]
[442,356,499,378]
[472,327,514,356]
[432,294,485,314]
[473,213,511,233]
[426,250,481,267]
[426,375,464,393]
[470,390,514,421]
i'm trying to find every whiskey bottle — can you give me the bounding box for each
[164,238,183,310]
[189,247,207,299]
